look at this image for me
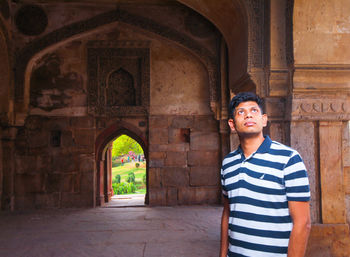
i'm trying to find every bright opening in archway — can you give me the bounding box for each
[110,134,146,207]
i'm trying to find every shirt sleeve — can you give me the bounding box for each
[221,168,228,198]
[284,152,311,202]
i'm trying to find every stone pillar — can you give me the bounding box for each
[291,68,350,256]
[266,0,290,145]
[108,144,113,199]
[220,37,230,158]
[319,121,346,223]
[1,128,16,211]
[99,160,105,206]
[269,0,289,97]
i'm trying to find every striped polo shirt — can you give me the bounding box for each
[221,136,310,257]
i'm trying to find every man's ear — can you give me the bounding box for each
[262,114,268,127]
[228,119,236,132]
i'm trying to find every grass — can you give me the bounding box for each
[112,162,146,194]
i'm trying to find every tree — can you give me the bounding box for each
[112,135,143,157]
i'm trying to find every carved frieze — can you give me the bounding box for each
[87,41,150,117]
[291,97,350,121]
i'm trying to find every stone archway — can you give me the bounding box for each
[95,121,148,207]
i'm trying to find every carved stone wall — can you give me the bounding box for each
[87,41,150,117]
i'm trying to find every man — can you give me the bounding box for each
[220,92,311,257]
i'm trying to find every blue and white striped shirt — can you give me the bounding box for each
[221,136,310,257]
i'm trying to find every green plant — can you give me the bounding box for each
[112,182,136,195]
[115,174,121,184]
[126,172,135,183]
[135,162,140,168]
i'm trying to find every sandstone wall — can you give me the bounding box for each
[294,1,350,255]
[1,2,222,209]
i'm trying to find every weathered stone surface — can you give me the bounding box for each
[14,195,35,210]
[193,116,218,132]
[165,151,187,167]
[79,171,93,193]
[15,155,36,174]
[269,122,284,143]
[149,159,164,168]
[306,224,350,257]
[148,168,162,188]
[149,116,168,128]
[15,173,44,195]
[149,151,166,159]
[34,193,60,208]
[294,0,350,65]
[190,132,219,151]
[61,192,93,208]
[25,116,45,130]
[46,117,70,130]
[70,116,94,128]
[345,167,350,195]
[46,173,61,193]
[166,187,178,205]
[27,130,48,148]
[178,187,220,205]
[79,155,94,173]
[61,130,74,147]
[343,121,350,167]
[148,188,167,206]
[190,166,220,186]
[162,167,189,187]
[188,150,219,167]
[52,153,77,173]
[169,116,194,128]
[149,143,189,152]
[291,121,319,223]
[319,121,346,224]
[149,128,168,144]
[265,97,286,120]
[61,173,75,192]
[168,128,190,144]
[74,129,94,147]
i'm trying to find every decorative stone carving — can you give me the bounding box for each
[106,69,135,107]
[87,41,150,116]
[15,8,219,119]
[245,0,266,70]
[241,0,268,97]
[291,97,350,120]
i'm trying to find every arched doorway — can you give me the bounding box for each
[108,134,146,207]
[95,122,148,207]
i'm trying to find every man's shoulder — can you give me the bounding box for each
[223,148,240,160]
[268,139,300,157]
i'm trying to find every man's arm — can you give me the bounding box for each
[287,201,311,257]
[220,197,230,257]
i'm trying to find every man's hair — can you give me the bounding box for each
[228,92,264,119]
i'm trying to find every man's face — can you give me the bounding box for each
[228,101,267,137]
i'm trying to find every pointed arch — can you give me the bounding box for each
[95,121,148,206]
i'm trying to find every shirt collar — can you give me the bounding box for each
[256,135,272,153]
[237,135,272,155]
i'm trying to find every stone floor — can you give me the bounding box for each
[106,194,146,207]
[0,204,222,257]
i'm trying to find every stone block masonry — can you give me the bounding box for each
[148,115,221,206]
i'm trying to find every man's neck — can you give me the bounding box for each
[239,133,265,158]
